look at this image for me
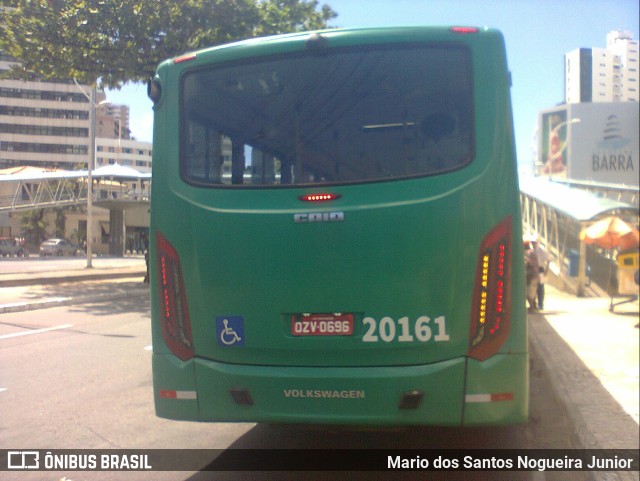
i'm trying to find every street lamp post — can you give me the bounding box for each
[577,222,588,297]
[74,79,112,268]
[535,116,587,295]
[547,118,588,297]
[550,117,581,152]
[542,117,590,296]
[86,87,96,268]
[86,97,112,267]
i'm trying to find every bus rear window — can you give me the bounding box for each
[181,44,474,187]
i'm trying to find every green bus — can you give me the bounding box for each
[148,26,528,426]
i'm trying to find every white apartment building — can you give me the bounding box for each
[95,104,152,172]
[1,53,151,172]
[565,30,639,104]
[97,103,131,139]
[0,75,93,170]
[607,30,639,102]
[96,137,152,173]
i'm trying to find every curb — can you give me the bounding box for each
[529,313,639,481]
[0,284,150,314]
[0,270,146,288]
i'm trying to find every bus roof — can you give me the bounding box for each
[161,26,501,68]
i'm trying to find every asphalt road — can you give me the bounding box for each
[0,289,587,481]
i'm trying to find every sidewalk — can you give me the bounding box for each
[529,284,639,454]
[0,256,147,313]
[0,256,146,288]
[1,260,638,459]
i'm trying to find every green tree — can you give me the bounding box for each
[19,209,48,245]
[52,208,66,238]
[0,0,337,88]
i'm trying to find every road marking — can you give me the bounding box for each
[0,388,7,393]
[144,345,153,351]
[0,323,73,340]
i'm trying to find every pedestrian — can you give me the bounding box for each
[524,238,539,312]
[144,250,150,284]
[533,238,549,310]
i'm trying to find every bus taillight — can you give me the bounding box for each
[468,217,512,361]
[450,26,479,34]
[156,232,194,361]
[298,193,342,202]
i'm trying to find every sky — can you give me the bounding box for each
[105,0,639,167]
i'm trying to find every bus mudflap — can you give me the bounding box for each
[463,352,529,425]
[153,353,198,420]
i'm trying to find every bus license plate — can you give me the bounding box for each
[291,313,354,336]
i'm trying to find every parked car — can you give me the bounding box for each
[0,238,26,257]
[39,238,79,257]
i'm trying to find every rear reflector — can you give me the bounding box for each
[159,389,197,400]
[465,392,514,403]
[468,216,512,361]
[155,232,194,361]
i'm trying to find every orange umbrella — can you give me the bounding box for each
[580,216,639,250]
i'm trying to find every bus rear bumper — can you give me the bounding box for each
[153,352,528,426]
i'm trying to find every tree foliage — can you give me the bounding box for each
[0,0,337,88]
[19,209,48,245]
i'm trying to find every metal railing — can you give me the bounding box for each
[0,176,150,212]
[520,182,638,296]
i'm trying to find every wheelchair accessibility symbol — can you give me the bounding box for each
[216,316,245,346]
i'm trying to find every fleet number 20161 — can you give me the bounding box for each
[362,316,450,343]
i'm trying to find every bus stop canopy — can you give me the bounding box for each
[519,176,639,222]
[91,164,152,181]
[0,168,86,183]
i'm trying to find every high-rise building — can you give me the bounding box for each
[96,103,131,140]
[0,72,97,170]
[565,30,639,104]
[0,61,151,172]
[1,40,147,171]
[0,55,151,172]
[607,30,639,102]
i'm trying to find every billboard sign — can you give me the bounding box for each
[539,109,569,177]
[538,102,638,186]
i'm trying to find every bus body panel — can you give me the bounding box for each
[150,26,528,425]
[168,179,513,368]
